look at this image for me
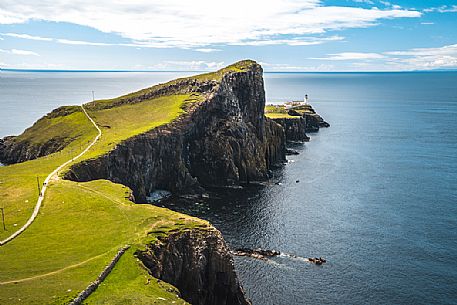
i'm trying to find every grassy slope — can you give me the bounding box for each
[0,110,97,240]
[0,179,206,304]
[85,248,190,305]
[264,104,297,119]
[81,94,202,162]
[0,61,254,304]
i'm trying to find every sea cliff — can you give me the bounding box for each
[137,228,251,305]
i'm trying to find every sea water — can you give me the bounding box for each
[1,70,456,304]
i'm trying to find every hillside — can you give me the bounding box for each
[0,61,262,305]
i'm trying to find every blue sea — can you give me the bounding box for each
[1,70,456,304]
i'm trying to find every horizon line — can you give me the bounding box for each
[1,68,456,73]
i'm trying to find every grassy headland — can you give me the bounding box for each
[0,61,253,303]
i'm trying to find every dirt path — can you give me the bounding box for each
[0,105,101,246]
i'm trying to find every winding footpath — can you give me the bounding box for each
[0,105,101,246]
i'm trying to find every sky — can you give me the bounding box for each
[0,0,456,72]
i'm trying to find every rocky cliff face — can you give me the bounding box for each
[0,135,63,164]
[64,63,286,201]
[272,117,310,142]
[288,107,330,132]
[137,228,251,305]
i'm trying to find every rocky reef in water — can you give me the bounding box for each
[137,228,251,305]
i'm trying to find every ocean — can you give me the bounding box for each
[1,70,456,304]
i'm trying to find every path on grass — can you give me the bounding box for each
[0,105,101,246]
[0,251,108,285]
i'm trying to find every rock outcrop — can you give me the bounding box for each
[64,61,286,201]
[272,117,310,142]
[288,105,330,132]
[136,228,251,305]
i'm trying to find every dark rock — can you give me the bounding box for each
[232,248,280,260]
[286,149,299,155]
[271,117,310,142]
[0,135,69,165]
[304,112,330,132]
[136,228,251,305]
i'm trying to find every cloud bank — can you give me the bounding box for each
[316,44,457,70]
[0,0,420,48]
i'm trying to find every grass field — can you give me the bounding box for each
[0,109,97,240]
[0,179,206,304]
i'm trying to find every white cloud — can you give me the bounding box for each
[352,0,374,5]
[385,44,457,69]
[312,52,386,60]
[260,61,335,71]
[1,32,52,41]
[313,44,457,70]
[0,0,421,48]
[56,38,112,46]
[194,48,221,53]
[424,5,457,13]
[148,60,225,71]
[385,44,457,57]
[231,35,344,46]
[2,31,345,49]
[420,22,434,25]
[0,48,39,56]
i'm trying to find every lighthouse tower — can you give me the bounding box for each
[304,94,309,105]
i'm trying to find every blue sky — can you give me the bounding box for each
[0,0,456,71]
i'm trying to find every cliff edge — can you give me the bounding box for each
[137,228,251,305]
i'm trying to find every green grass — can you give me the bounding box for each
[85,248,189,305]
[265,112,298,119]
[0,179,207,304]
[0,93,203,237]
[80,94,203,162]
[264,104,296,119]
[14,106,84,146]
[0,110,97,240]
